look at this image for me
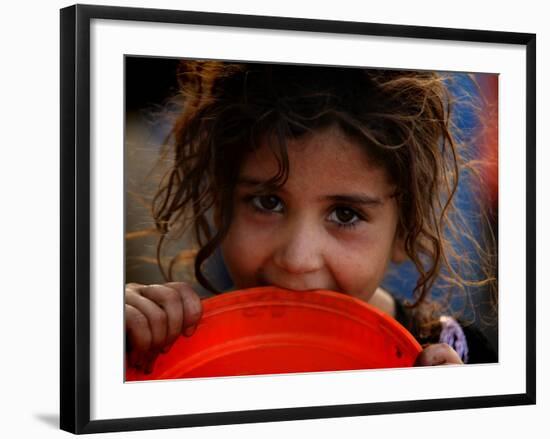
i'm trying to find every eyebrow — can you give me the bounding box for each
[237,177,385,207]
[323,194,384,207]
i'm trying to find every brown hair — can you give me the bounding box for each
[151,60,496,328]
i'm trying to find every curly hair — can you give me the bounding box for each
[151,60,496,329]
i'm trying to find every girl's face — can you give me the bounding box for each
[220,126,405,303]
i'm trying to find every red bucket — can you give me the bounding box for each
[126,287,422,381]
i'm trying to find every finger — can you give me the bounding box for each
[140,284,184,350]
[125,303,152,353]
[127,349,148,373]
[143,351,160,375]
[414,343,463,367]
[125,304,152,370]
[165,282,203,336]
[126,288,168,352]
[131,342,160,373]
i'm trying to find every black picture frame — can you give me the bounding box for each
[60,3,536,434]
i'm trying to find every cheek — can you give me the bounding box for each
[327,240,391,299]
[220,216,272,286]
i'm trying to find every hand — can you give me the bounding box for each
[414,343,464,366]
[125,282,202,374]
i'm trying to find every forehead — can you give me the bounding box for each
[241,126,393,194]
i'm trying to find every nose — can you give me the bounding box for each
[273,218,324,275]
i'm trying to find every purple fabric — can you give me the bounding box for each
[439,316,469,364]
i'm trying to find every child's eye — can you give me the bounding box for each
[327,206,364,228]
[250,195,284,213]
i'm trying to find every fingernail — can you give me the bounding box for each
[184,325,196,337]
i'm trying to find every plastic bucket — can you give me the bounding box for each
[126,287,422,381]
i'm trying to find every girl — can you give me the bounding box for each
[125,61,497,374]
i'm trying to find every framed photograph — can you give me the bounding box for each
[60,4,536,434]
